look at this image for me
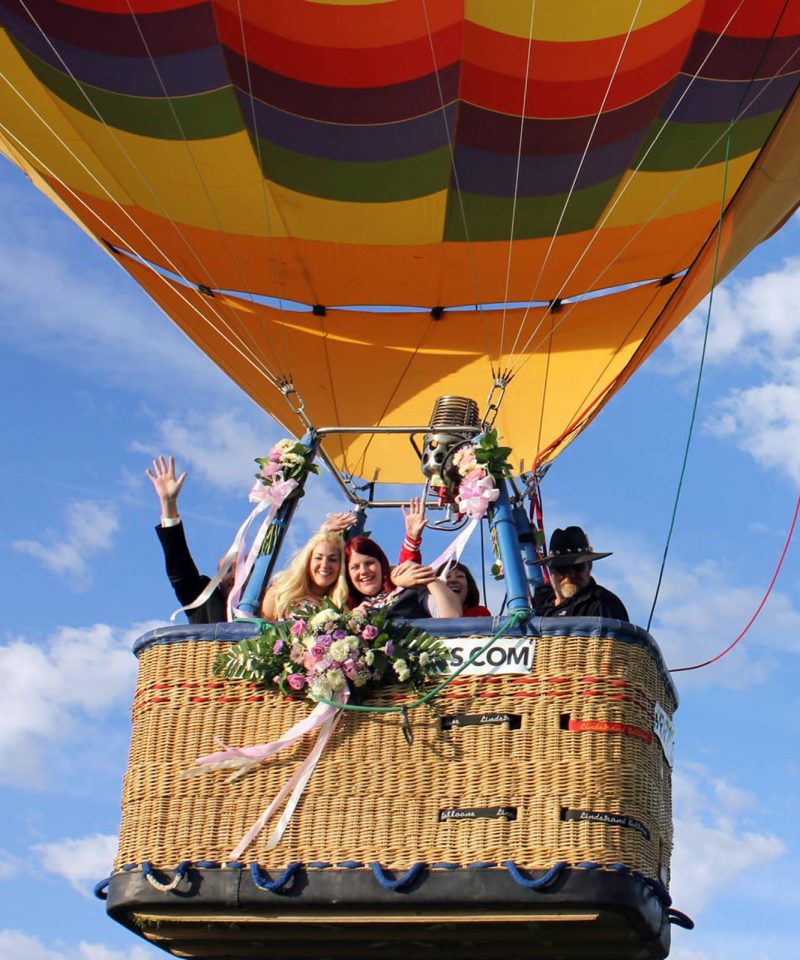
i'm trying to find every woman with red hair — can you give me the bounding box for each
[345,535,461,618]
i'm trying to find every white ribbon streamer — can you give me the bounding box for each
[192,690,348,859]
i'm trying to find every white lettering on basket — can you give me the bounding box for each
[444,637,535,676]
[653,702,675,767]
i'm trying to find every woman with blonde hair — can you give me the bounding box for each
[260,531,348,621]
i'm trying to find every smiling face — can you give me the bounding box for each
[445,566,468,598]
[308,541,342,594]
[347,551,384,597]
[551,561,592,601]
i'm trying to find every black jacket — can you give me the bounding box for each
[532,577,629,621]
[155,522,227,624]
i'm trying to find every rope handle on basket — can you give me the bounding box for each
[142,860,191,892]
[504,860,566,889]
[93,877,110,900]
[668,908,695,929]
[249,861,302,892]
[369,861,426,891]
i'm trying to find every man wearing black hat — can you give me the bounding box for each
[532,526,629,621]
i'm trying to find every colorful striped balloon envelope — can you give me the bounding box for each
[2,0,799,480]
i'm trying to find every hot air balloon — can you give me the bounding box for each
[2,0,798,956]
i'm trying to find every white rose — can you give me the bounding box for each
[329,638,351,662]
[327,669,346,691]
[309,609,338,628]
[310,678,332,700]
[394,659,410,682]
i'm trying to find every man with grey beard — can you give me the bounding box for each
[532,526,629,621]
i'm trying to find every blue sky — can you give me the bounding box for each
[1,154,799,960]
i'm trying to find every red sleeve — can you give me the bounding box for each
[464,604,492,617]
[398,535,422,564]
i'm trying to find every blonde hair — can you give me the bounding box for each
[267,532,348,619]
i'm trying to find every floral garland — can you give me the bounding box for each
[451,429,513,520]
[213,602,450,701]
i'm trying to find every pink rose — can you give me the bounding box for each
[287,673,307,691]
[290,619,307,637]
[362,624,378,640]
[304,650,321,671]
[259,462,283,480]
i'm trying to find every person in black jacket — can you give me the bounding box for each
[146,456,232,623]
[532,526,629,621]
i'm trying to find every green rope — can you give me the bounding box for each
[647,128,733,632]
[309,609,531,714]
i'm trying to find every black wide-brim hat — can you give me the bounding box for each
[534,526,612,568]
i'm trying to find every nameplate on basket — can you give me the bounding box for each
[568,718,652,744]
[439,806,517,822]
[653,702,675,767]
[561,807,650,840]
[441,712,522,731]
[443,636,535,675]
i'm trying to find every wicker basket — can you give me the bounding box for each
[115,620,676,890]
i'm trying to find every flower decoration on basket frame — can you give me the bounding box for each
[249,438,319,553]
[444,429,513,520]
[213,601,450,702]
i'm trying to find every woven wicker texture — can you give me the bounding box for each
[116,631,675,885]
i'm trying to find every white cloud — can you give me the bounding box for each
[0,848,23,881]
[132,410,268,492]
[131,409,349,535]
[670,764,785,915]
[0,930,154,960]
[32,834,117,898]
[706,383,800,483]
[664,259,800,374]
[13,500,119,586]
[0,622,157,786]
[657,258,800,483]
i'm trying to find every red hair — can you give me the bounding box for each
[344,536,393,606]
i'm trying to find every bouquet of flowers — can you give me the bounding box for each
[213,602,450,701]
[249,438,319,555]
[451,429,512,520]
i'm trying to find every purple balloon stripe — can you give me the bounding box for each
[661,72,800,124]
[2,3,227,98]
[453,130,644,198]
[234,90,457,162]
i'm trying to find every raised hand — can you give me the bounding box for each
[146,456,187,520]
[320,512,358,535]
[401,497,428,540]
